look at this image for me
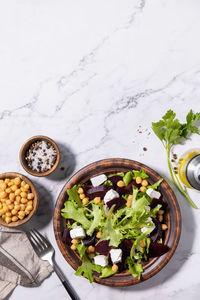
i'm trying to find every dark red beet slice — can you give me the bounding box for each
[125,180,140,194]
[95,240,111,256]
[116,186,127,196]
[82,233,96,246]
[86,185,111,199]
[148,242,169,257]
[119,239,133,255]
[62,227,71,245]
[150,219,162,242]
[106,197,126,212]
[109,176,123,187]
[150,198,167,209]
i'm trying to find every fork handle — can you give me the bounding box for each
[53,264,79,300]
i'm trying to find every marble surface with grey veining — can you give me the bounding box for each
[1,0,200,299]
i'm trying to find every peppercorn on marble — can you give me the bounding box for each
[1,0,200,299]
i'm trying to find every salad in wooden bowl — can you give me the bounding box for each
[54,158,181,286]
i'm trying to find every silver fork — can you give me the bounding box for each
[28,229,79,300]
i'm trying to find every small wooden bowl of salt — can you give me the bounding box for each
[20,136,60,177]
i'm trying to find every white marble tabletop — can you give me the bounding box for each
[1,0,200,299]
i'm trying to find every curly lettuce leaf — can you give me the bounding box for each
[61,201,91,229]
[132,169,149,179]
[75,253,102,283]
[67,185,82,207]
[126,257,143,279]
[87,203,105,236]
[123,171,133,186]
[100,266,116,278]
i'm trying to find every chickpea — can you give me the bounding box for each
[14,177,21,186]
[21,181,26,187]
[20,192,27,198]
[70,244,77,251]
[5,216,12,224]
[11,185,18,192]
[9,193,15,201]
[5,199,12,205]
[112,264,118,272]
[3,205,9,212]
[88,253,95,259]
[26,205,33,211]
[14,205,21,211]
[6,212,12,217]
[161,224,168,230]
[127,195,133,201]
[96,231,103,239]
[117,180,125,187]
[8,181,13,187]
[82,198,89,205]
[18,214,25,220]
[15,189,21,196]
[93,197,101,205]
[8,204,14,210]
[4,178,10,184]
[158,215,163,222]
[158,210,164,215]
[21,198,28,204]
[12,216,18,222]
[0,209,4,216]
[0,191,8,199]
[11,209,18,216]
[139,240,146,248]
[20,187,26,192]
[126,200,132,207]
[140,186,146,192]
[27,193,34,200]
[136,177,142,184]
[71,238,79,244]
[86,246,95,253]
[0,202,2,209]
[20,204,26,211]
[27,200,33,206]
[5,188,12,194]
[141,179,148,187]
[0,182,7,191]
[78,187,84,194]
[24,184,30,191]
[15,196,21,203]
[79,194,86,200]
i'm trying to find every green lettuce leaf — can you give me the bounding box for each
[75,253,102,283]
[148,178,163,190]
[100,266,116,278]
[67,185,82,207]
[127,257,143,279]
[123,171,133,186]
[132,169,149,179]
[102,208,123,247]
[87,203,105,236]
[61,201,91,229]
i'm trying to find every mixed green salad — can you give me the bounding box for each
[61,169,169,283]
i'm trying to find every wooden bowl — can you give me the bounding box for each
[19,135,60,177]
[54,158,181,287]
[0,172,38,227]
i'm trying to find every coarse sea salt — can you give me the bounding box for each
[25,140,57,173]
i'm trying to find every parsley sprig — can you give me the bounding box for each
[152,109,200,208]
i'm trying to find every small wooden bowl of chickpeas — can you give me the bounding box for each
[0,172,38,227]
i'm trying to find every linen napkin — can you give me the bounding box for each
[0,225,53,300]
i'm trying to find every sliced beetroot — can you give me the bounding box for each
[150,219,162,242]
[116,186,127,196]
[62,227,71,245]
[109,176,123,187]
[86,185,111,199]
[82,233,96,246]
[150,198,167,209]
[119,239,133,255]
[106,197,126,212]
[95,240,111,256]
[125,180,140,194]
[148,242,169,257]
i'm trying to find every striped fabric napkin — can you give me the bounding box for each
[0,226,53,300]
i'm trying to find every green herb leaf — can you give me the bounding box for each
[67,185,82,207]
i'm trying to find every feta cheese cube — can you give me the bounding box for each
[104,189,120,204]
[94,255,108,267]
[146,188,161,199]
[110,249,122,264]
[90,174,107,187]
[70,227,86,239]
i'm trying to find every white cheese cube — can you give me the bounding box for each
[70,227,86,239]
[90,174,107,187]
[104,189,120,204]
[110,249,122,264]
[146,188,161,199]
[94,255,108,267]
